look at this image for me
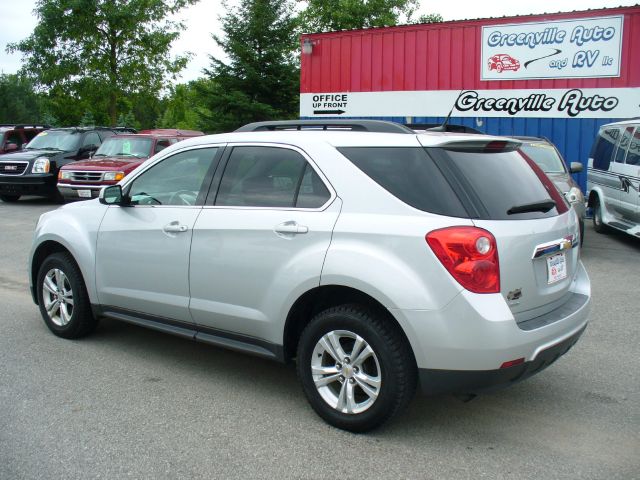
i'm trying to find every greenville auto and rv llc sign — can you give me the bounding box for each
[481,15,623,80]
[300,88,640,118]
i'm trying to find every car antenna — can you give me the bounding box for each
[427,91,463,132]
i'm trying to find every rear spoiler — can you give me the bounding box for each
[436,139,522,153]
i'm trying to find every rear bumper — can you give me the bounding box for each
[390,260,590,391]
[0,174,57,196]
[418,324,586,395]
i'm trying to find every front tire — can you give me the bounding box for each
[592,196,607,234]
[37,252,98,338]
[297,304,416,432]
[0,194,20,202]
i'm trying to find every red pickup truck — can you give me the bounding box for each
[57,129,203,200]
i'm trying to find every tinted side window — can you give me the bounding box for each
[154,139,171,154]
[592,128,619,171]
[614,127,633,164]
[5,131,23,148]
[82,132,101,147]
[626,127,640,166]
[338,147,467,217]
[128,148,218,206]
[296,164,331,208]
[216,147,314,208]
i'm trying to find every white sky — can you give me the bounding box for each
[0,0,636,83]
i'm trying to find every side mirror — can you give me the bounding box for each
[79,145,98,158]
[570,162,583,174]
[99,185,127,205]
[5,142,19,152]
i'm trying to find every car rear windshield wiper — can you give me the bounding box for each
[507,200,556,215]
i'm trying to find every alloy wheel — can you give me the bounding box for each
[42,268,74,326]
[311,330,382,414]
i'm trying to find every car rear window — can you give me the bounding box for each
[337,147,468,217]
[434,148,567,220]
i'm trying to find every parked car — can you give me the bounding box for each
[0,126,135,202]
[587,119,640,238]
[513,136,586,241]
[29,120,590,432]
[57,129,204,200]
[488,54,521,73]
[0,124,50,155]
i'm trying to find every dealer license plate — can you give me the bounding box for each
[546,252,567,284]
[77,189,92,198]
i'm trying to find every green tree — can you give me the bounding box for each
[199,0,299,132]
[8,0,198,126]
[298,0,429,31]
[158,80,210,131]
[415,13,443,24]
[79,110,96,126]
[0,74,41,124]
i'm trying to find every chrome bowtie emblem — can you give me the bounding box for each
[507,288,522,301]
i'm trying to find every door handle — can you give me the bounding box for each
[275,221,309,234]
[163,222,189,233]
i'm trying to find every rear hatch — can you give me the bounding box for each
[418,137,580,319]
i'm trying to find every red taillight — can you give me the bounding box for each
[484,140,508,152]
[426,226,500,294]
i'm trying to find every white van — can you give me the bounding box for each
[587,119,640,238]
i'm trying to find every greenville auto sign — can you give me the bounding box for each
[300,88,640,118]
[481,16,623,80]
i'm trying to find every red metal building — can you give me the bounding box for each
[300,5,640,189]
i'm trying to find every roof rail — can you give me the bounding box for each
[14,124,51,129]
[235,120,415,134]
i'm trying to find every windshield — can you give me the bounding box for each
[519,143,567,173]
[94,137,153,158]
[25,131,81,152]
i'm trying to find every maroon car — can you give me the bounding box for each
[0,124,49,155]
[488,54,521,73]
[57,129,203,200]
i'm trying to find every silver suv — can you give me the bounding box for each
[29,120,591,432]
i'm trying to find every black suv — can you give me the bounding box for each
[0,126,135,202]
[0,124,50,155]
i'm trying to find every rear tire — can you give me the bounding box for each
[0,194,20,202]
[592,196,607,234]
[297,304,416,432]
[36,252,98,339]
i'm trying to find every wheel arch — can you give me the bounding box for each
[30,240,83,305]
[282,285,418,368]
[587,187,601,208]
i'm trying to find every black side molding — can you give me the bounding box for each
[94,305,285,362]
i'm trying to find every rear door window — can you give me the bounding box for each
[215,146,330,209]
[613,127,633,164]
[591,128,620,171]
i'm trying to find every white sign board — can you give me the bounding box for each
[481,15,623,80]
[300,88,640,119]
